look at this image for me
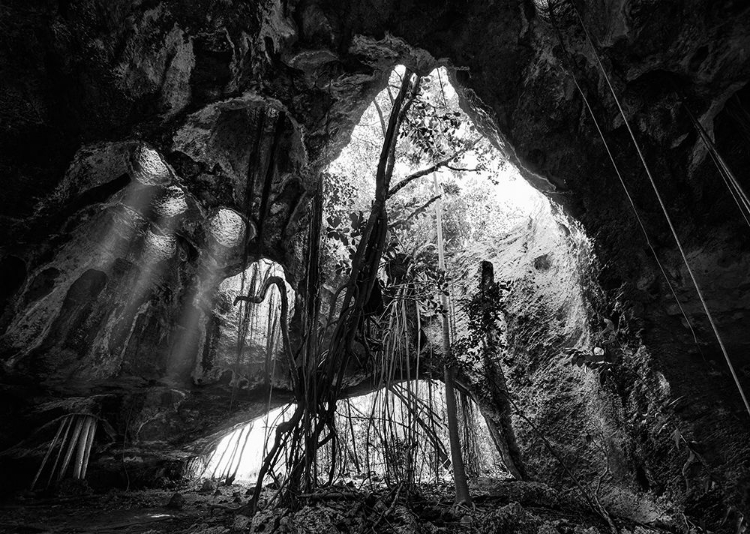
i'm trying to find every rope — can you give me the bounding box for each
[565,72,701,348]
[573,7,750,418]
[683,106,750,228]
[545,2,701,349]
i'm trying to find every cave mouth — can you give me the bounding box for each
[175,65,579,498]
[323,65,543,257]
[178,65,579,496]
[319,64,551,348]
[192,380,506,486]
[0,63,590,508]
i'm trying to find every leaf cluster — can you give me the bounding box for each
[399,75,488,174]
[402,102,463,162]
[325,210,367,278]
[381,240,452,317]
[452,280,511,365]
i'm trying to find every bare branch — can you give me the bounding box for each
[390,195,442,228]
[388,152,461,198]
[373,100,388,138]
[385,74,422,191]
[446,165,478,172]
[376,71,413,200]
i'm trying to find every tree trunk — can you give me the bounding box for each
[434,173,472,505]
[479,260,526,479]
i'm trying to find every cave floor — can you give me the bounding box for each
[0,478,634,533]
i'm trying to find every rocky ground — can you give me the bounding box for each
[0,478,674,534]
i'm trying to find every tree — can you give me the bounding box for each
[476,261,526,480]
[322,67,511,501]
[237,65,519,511]
[433,173,472,505]
[235,68,424,511]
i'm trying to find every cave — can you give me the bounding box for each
[1,0,750,532]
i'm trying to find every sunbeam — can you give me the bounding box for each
[165,208,251,386]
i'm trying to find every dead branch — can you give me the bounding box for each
[387,139,477,199]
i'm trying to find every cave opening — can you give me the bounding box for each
[182,65,571,508]
[0,59,609,534]
[194,379,506,487]
[207,256,294,387]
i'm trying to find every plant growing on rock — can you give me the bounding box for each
[451,262,526,481]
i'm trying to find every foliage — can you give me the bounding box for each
[400,72,490,170]
[322,67,498,324]
[324,207,366,278]
[323,67,492,278]
[452,279,512,367]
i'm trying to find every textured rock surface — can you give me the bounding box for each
[1,0,750,528]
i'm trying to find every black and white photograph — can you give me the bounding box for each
[0,1,748,532]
